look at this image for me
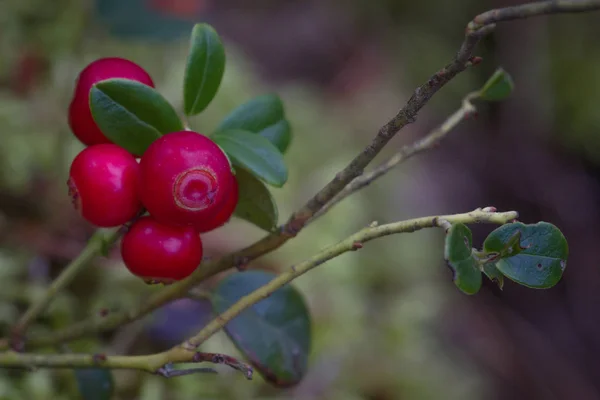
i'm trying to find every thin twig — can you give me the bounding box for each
[311,93,479,221]
[178,208,517,349]
[156,366,217,377]
[192,352,253,380]
[0,208,516,371]
[468,0,600,32]
[7,0,599,351]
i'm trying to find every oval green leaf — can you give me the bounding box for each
[184,23,226,116]
[211,270,311,387]
[444,223,482,295]
[483,222,568,288]
[213,130,288,187]
[216,94,292,153]
[74,369,114,400]
[90,78,183,156]
[479,67,514,101]
[234,168,279,232]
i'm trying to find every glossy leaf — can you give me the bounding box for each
[483,222,568,288]
[213,130,288,187]
[444,223,482,295]
[479,68,514,101]
[183,23,226,116]
[212,271,311,387]
[90,79,183,156]
[234,168,279,232]
[216,95,292,153]
[74,369,114,400]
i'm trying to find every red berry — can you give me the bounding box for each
[196,175,239,233]
[68,144,142,227]
[138,131,236,230]
[121,216,203,284]
[68,57,154,146]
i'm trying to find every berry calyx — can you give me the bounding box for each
[68,144,141,227]
[138,131,236,230]
[68,57,154,146]
[121,216,203,284]
[196,175,239,233]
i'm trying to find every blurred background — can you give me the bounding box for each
[1,0,600,399]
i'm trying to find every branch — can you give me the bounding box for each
[10,228,121,349]
[468,0,600,32]
[9,0,599,351]
[311,93,479,221]
[179,208,517,349]
[0,351,163,371]
[0,349,251,379]
[0,209,514,372]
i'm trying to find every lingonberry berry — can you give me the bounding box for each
[68,144,141,227]
[68,57,154,146]
[195,175,239,233]
[121,216,203,283]
[138,131,236,230]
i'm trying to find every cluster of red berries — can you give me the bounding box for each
[67,58,238,284]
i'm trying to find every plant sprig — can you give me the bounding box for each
[2,0,598,391]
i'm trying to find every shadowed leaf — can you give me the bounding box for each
[479,67,514,101]
[233,168,278,231]
[211,271,311,387]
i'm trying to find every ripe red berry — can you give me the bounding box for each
[68,144,141,227]
[121,216,203,284]
[195,176,239,233]
[138,131,236,230]
[68,57,154,146]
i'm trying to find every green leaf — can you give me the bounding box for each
[183,23,226,116]
[213,130,288,187]
[260,120,292,154]
[483,222,568,288]
[212,271,311,387]
[482,263,505,290]
[74,369,114,400]
[90,79,183,156]
[216,95,292,153]
[444,223,482,295]
[479,68,514,101]
[234,168,279,232]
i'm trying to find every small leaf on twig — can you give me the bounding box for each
[479,67,514,101]
[483,222,568,288]
[444,223,482,295]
